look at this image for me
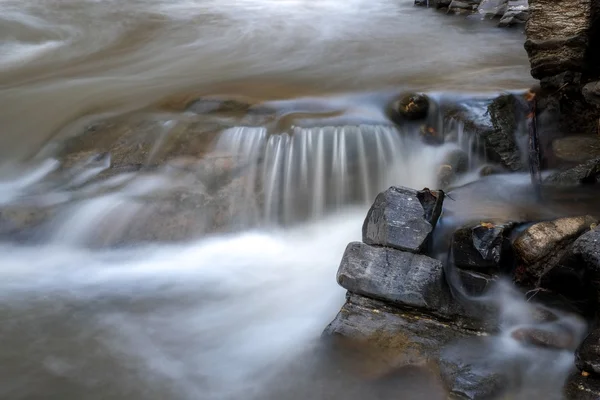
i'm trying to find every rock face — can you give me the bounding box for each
[525,0,600,135]
[362,187,443,253]
[513,216,597,285]
[564,372,600,400]
[447,94,527,172]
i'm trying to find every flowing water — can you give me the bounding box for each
[0,0,590,399]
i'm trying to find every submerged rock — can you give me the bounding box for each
[323,294,476,369]
[513,216,597,285]
[439,338,513,400]
[511,326,579,350]
[362,186,443,253]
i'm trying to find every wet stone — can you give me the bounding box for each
[450,222,515,274]
[513,216,597,285]
[391,93,430,121]
[362,186,443,253]
[510,326,579,350]
[544,157,600,186]
[564,372,600,400]
[322,294,476,369]
[576,329,600,376]
[455,269,495,297]
[439,338,513,400]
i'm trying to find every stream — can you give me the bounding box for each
[0,0,583,399]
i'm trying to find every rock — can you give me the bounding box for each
[362,186,444,253]
[391,93,430,121]
[583,81,600,106]
[439,338,513,400]
[498,0,529,27]
[545,157,600,186]
[449,0,480,12]
[448,94,526,172]
[0,205,56,242]
[455,268,496,297]
[564,372,600,400]
[337,242,489,328]
[524,0,600,136]
[323,294,476,369]
[511,326,579,350]
[576,329,600,375]
[337,242,445,310]
[414,0,453,8]
[477,0,508,16]
[451,222,515,274]
[524,0,593,80]
[552,135,600,164]
[513,216,597,285]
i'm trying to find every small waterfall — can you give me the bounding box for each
[213,123,454,226]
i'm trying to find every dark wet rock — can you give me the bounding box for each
[583,81,600,106]
[448,94,526,172]
[455,268,496,297]
[448,0,480,12]
[437,164,455,189]
[545,157,600,186]
[323,294,477,369]
[511,326,579,350]
[391,93,430,121]
[362,186,443,253]
[451,222,515,274]
[337,242,490,329]
[477,0,508,17]
[437,149,468,188]
[576,329,600,375]
[564,372,600,400]
[439,338,513,400]
[513,216,597,285]
[415,0,452,9]
[478,165,504,177]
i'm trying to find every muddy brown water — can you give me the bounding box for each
[0,1,588,400]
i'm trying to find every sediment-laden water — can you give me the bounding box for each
[1,1,584,399]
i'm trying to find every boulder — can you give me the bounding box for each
[513,216,597,285]
[551,135,600,164]
[455,268,496,297]
[390,93,430,122]
[337,242,490,329]
[450,222,515,274]
[544,157,600,186]
[564,372,600,400]
[362,186,444,253]
[576,329,600,375]
[323,294,476,369]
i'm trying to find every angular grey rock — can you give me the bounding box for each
[362,186,443,253]
[337,242,487,328]
[323,294,475,368]
[337,242,445,310]
[477,0,508,16]
[498,0,529,27]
